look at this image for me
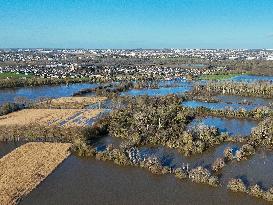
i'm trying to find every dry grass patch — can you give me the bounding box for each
[0,109,103,127]
[37,96,107,108]
[0,142,71,205]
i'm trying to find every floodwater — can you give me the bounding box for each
[229,75,273,82]
[182,95,273,111]
[0,141,24,158]
[121,80,193,96]
[121,86,191,96]
[139,142,273,188]
[0,83,98,105]
[20,151,271,205]
[215,95,273,108]
[187,117,258,136]
[0,135,270,205]
[138,143,238,169]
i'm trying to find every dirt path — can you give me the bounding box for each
[0,142,71,205]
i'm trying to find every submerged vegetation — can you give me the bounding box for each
[227,178,273,202]
[0,77,107,89]
[199,73,240,80]
[0,102,21,116]
[193,81,273,98]
[0,72,272,203]
[109,95,228,156]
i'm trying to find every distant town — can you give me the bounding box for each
[0,48,273,80]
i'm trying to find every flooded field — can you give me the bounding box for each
[188,117,258,136]
[20,154,270,205]
[229,75,273,82]
[215,95,273,107]
[121,80,192,96]
[121,86,191,96]
[139,142,273,188]
[0,79,272,204]
[0,83,98,105]
[182,95,272,111]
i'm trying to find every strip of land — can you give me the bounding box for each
[0,108,103,127]
[38,96,107,108]
[0,142,71,205]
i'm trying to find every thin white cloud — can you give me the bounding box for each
[266,33,273,38]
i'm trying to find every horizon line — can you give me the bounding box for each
[1,47,272,50]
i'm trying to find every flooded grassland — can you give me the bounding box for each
[0,77,272,205]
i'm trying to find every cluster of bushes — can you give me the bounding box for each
[73,84,114,96]
[212,117,272,170]
[73,79,179,98]
[192,81,273,98]
[132,81,159,90]
[211,60,273,76]
[224,117,273,162]
[72,139,220,187]
[73,79,185,98]
[0,77,106,89]
[211,157,226,172]
[248,117,273,149]
[0,124,82,142]
[227,178,273,202]
[133,80,181,90]
[184,94,220,103]
[0,103,21,116]
[0,117,109,143]
[109,95,228,156]
[188,166,220,186]
[187,105,272,120]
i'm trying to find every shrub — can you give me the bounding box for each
[248,184,264,198]
[263,187,273,201]
[174,168,188,179]
[223,147,234,161]
[189,166,219,186]
[227,178,247,193]
[211,157,225,172]
[235,144,255,161]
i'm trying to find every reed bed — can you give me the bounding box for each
[0,142,71,205]
[0,109,102,127]
[36,96,107,109]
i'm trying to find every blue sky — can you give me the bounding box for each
[0,0,273,48]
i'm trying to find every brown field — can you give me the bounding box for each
[0,142,71,205]
[0,108,103,127]
[37,96,107,108]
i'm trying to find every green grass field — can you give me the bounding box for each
[0,72,33,79]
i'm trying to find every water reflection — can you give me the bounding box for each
[182,95,273,111]
[0,83,98,105]
[229,75,273,82]
[21,153,270,205]
[188,117,258,136]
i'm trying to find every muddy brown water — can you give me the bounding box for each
[0,141,24,158]
[20,143,273,205]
